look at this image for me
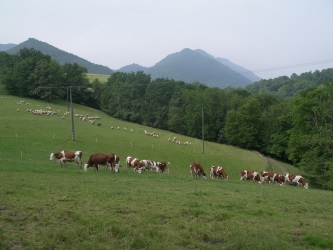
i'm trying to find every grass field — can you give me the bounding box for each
[86,73,110,83]
[1,95,333,249]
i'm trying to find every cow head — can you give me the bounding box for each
[114,163,120,173]
[84,164,88,171]
[49,153,55,161]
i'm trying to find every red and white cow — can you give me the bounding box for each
[260,171,275,184]
[84,153,115,171]
[272,173,285,185]
[190,162,206,179]
[210,166,228,180]
[156,161,170,173]
[284,173,308,189]
[109,154,120,172]
[126,156,144,172]
[50,150,82,168]
[140,159,155,172]
[240,170,261,183]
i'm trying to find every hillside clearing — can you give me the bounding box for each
[1,95,332,249]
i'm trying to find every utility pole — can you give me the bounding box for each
[202,106,204,153]
[69,86,75,141]
[67,87,70,112]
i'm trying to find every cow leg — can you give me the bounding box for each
[61,159,67,168]
[77,158,82,169]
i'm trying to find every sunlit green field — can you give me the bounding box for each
[86,73,110,83]
[1,95,332,249]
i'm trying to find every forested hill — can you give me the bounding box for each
[245,68,333,97]
[6,38,113,75]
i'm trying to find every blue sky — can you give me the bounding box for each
[1,0,333,79]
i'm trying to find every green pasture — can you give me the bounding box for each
[86,73,110,83]
[1,95,332,249]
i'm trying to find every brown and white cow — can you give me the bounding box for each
[260,171,275,184]
[240,170,261,183]
[156,161,170,173]
[210,166,228,180]
[109,154,120,173]
[140,159,155,172]
[190,162,206,179]
[272,173,285,185]
[84,153,115,171]
[284,173,308,189]
[50,150,82,168]
[126,156,144,172]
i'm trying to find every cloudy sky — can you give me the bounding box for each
[1,0,333,79]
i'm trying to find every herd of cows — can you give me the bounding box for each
[49,150,309,189]
[49,150,169,174]
[189,162,308,188]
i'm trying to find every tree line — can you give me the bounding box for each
[1,48,333,189]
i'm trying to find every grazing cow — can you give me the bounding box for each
[252,172,262,183]
[126,156,144,172]
[190,162,206,179]
[273,173,285,185]
[109,154,120,172]
[284,173,308,189]
[260,171,275,183]
[84,153,115,171]
[240,170,261,183]
[140,159,154,172]
[210,166,228,180]
[50,150,82,169]
[156,161,170,173]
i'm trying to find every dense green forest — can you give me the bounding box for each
[1,48,333,189]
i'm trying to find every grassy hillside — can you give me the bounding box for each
[1,95,332,249]
[87,73,110,83]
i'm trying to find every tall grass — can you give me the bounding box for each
[1,95,333,249]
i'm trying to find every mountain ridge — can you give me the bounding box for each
[2,38,261,88]
[5,38,113,75]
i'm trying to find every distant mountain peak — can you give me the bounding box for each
[5,38,113,75]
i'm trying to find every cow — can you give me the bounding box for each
[156,161,170,173]
[272,173,285,185]
[260,171,275,184]
[190,162,206,179]
[50,150,82,169]
[84,153,115,171]
[109,154,120,173]
[140,159,154,172]
[126,156,144,172]
[240,170,261,183]
[210,166,228,180]
[284,173,309,189]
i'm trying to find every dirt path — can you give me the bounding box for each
[266,157,288,174]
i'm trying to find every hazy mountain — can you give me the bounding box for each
[0,43,16,51]
[117,48,260,88]
[146,48,255,88]
[215,57,261,82]
[5,38,113,75]
[117,63,148,73]
[3,38,261,88]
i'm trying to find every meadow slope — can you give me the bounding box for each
[1,95,332,249]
